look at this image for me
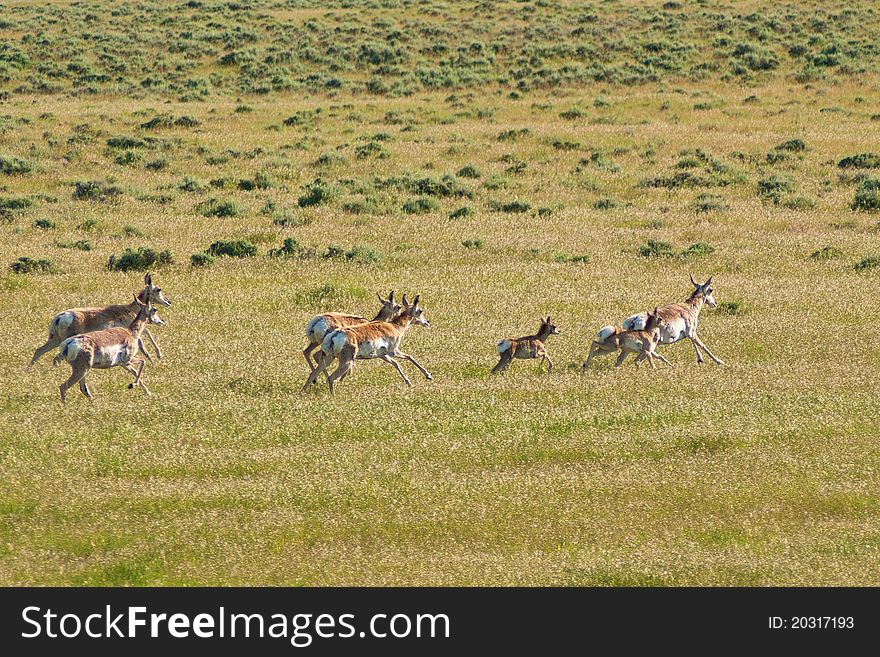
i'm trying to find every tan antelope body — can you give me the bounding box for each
[621,276,723,365]
[582,308,672,369]
[302,291,401,372]
[53,297,162,401]
[492,317,560,374]
[303,294,431,394]
[30,273,171,367]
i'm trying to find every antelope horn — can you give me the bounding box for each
[689,273,698,287]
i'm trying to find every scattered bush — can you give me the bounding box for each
[457,165,481,179]
[560,106,587,120]
[403,197,438,214]
[106,136,146,149]
[554,253,590,264]
[33,218,55,230]
[774,139,806,153]
[10,257,57,274]
[145,158,167,171]
[190,252,215,268]
[0,196,35,213]
[449,206,473,219]
[298,179,337,208]
[108,247,173,272]
[682,242,714,258]
[179,176,205,193]
[838,153,880,169]
[272,213,311,228]
[811,246,842,260]
[198,198,241,217]
[757,175,794,204]
[854,256,880,272]
[639,240,675,258]
[58,239,91,251]
[852,179,880,211]
[73,180,123,201]
[268,238,306,258]
[716,300,748,315]
[0,154,32,175]
[594,197,621,210]
[207,240,257,258]
[781,196,816,210]
[491,200,530,213]
[692,193,728,213]
[462,238,484,249]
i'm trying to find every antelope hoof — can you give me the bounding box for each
[425,373,433,381]
[128,383,134,389]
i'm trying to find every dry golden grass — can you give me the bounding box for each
[1,75,879,584]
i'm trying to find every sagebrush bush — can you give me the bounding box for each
[0,154,32,175]
[190,252,215,268]
[198,198,241,217]
[852,179,880,211]
[403,197,438,214]
[838,153,880,169]
[811,246,843,260]
[298,179,337,208]
[854,256,880,272]
[449,206,473,219]
[639,240,675,258]
[108,247,173,272]
[73,180,123,201]
[10,256,57,274]
[207,240,257,258]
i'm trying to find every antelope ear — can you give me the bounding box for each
[133,293,145,306]
[377,291,386,303]
[401,293,409,307]
[705,276,713,287]
[145,273,152,286]
[388,290,394,303]
[689,273,698,287]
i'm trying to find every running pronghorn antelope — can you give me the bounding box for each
[303,294,431,394]
[302,290,402,372]
[621,275,724,365]
[53,296,163,401]
[29,273,171,368]
[582,307,672,370]
[492,316,560,374]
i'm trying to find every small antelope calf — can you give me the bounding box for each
[303,294,431,394]
[582,308,672,370]
[302,290,401,372]
[492,316,560,374]
[622,275,724,365]
[53,296,163,401]
[30,273,172,368]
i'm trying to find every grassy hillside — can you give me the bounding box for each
[1,0,879,585]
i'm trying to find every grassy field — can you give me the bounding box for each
[1,0,879,585]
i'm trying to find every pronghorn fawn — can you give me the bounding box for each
[30,273,172,368]
[621,275,724,365]
[582,308,672,370]
[53,296,163,401]
[303,294,431,394]
[302,290,401,372]
[492,316,560,374]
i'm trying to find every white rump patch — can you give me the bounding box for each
[54,312,75,336]
[496,339,511,354]
[622,313,647,331]
[60,337,80,362]
[596,325,616,341]
[306,316,330,342]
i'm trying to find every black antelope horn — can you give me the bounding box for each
[689,273,698,287]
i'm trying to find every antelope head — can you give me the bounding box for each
[689,274,717,308]
[375,289,403,321]
[401,294,430,327]
[540,316,561,337]
[143,273,172,307]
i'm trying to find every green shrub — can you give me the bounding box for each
[10,257,57,274]
[682,242,714,258]
[692,193,727,213]
[272,213,311,228]
[298,179,337,208]
[852,179,880,211]
[716,300,748,315]
[774,139,806,153]
[560,106,587,120]
[838,153,880,169]
[462,238,484,249]
[554,253,590,264]
[491,200,531,213]
[757,175,794,204]
[810,246,842,260]
[342,198,379,214]
[268,238,302,258]
[179,176,205,193]
[207,240,257,258]
[854,256,880,272]
[190,252,214,268]
[0,154,32,175]
[781,196,816,210]
[594,197,621,210]
[638,240,675,258]
[73,180,123,201]
[33,218,55,230]
[145,158,167,171]
[403,197,438,214]
[198,198,241,217]
[456,165,481,179]
[106,136,146,149]
[108,247,173,272]
[0,196,35,212]
[344,245,381,264]
[57,239,91,251]
[449,206,473,219]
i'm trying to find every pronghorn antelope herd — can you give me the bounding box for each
[30,274,723,401]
